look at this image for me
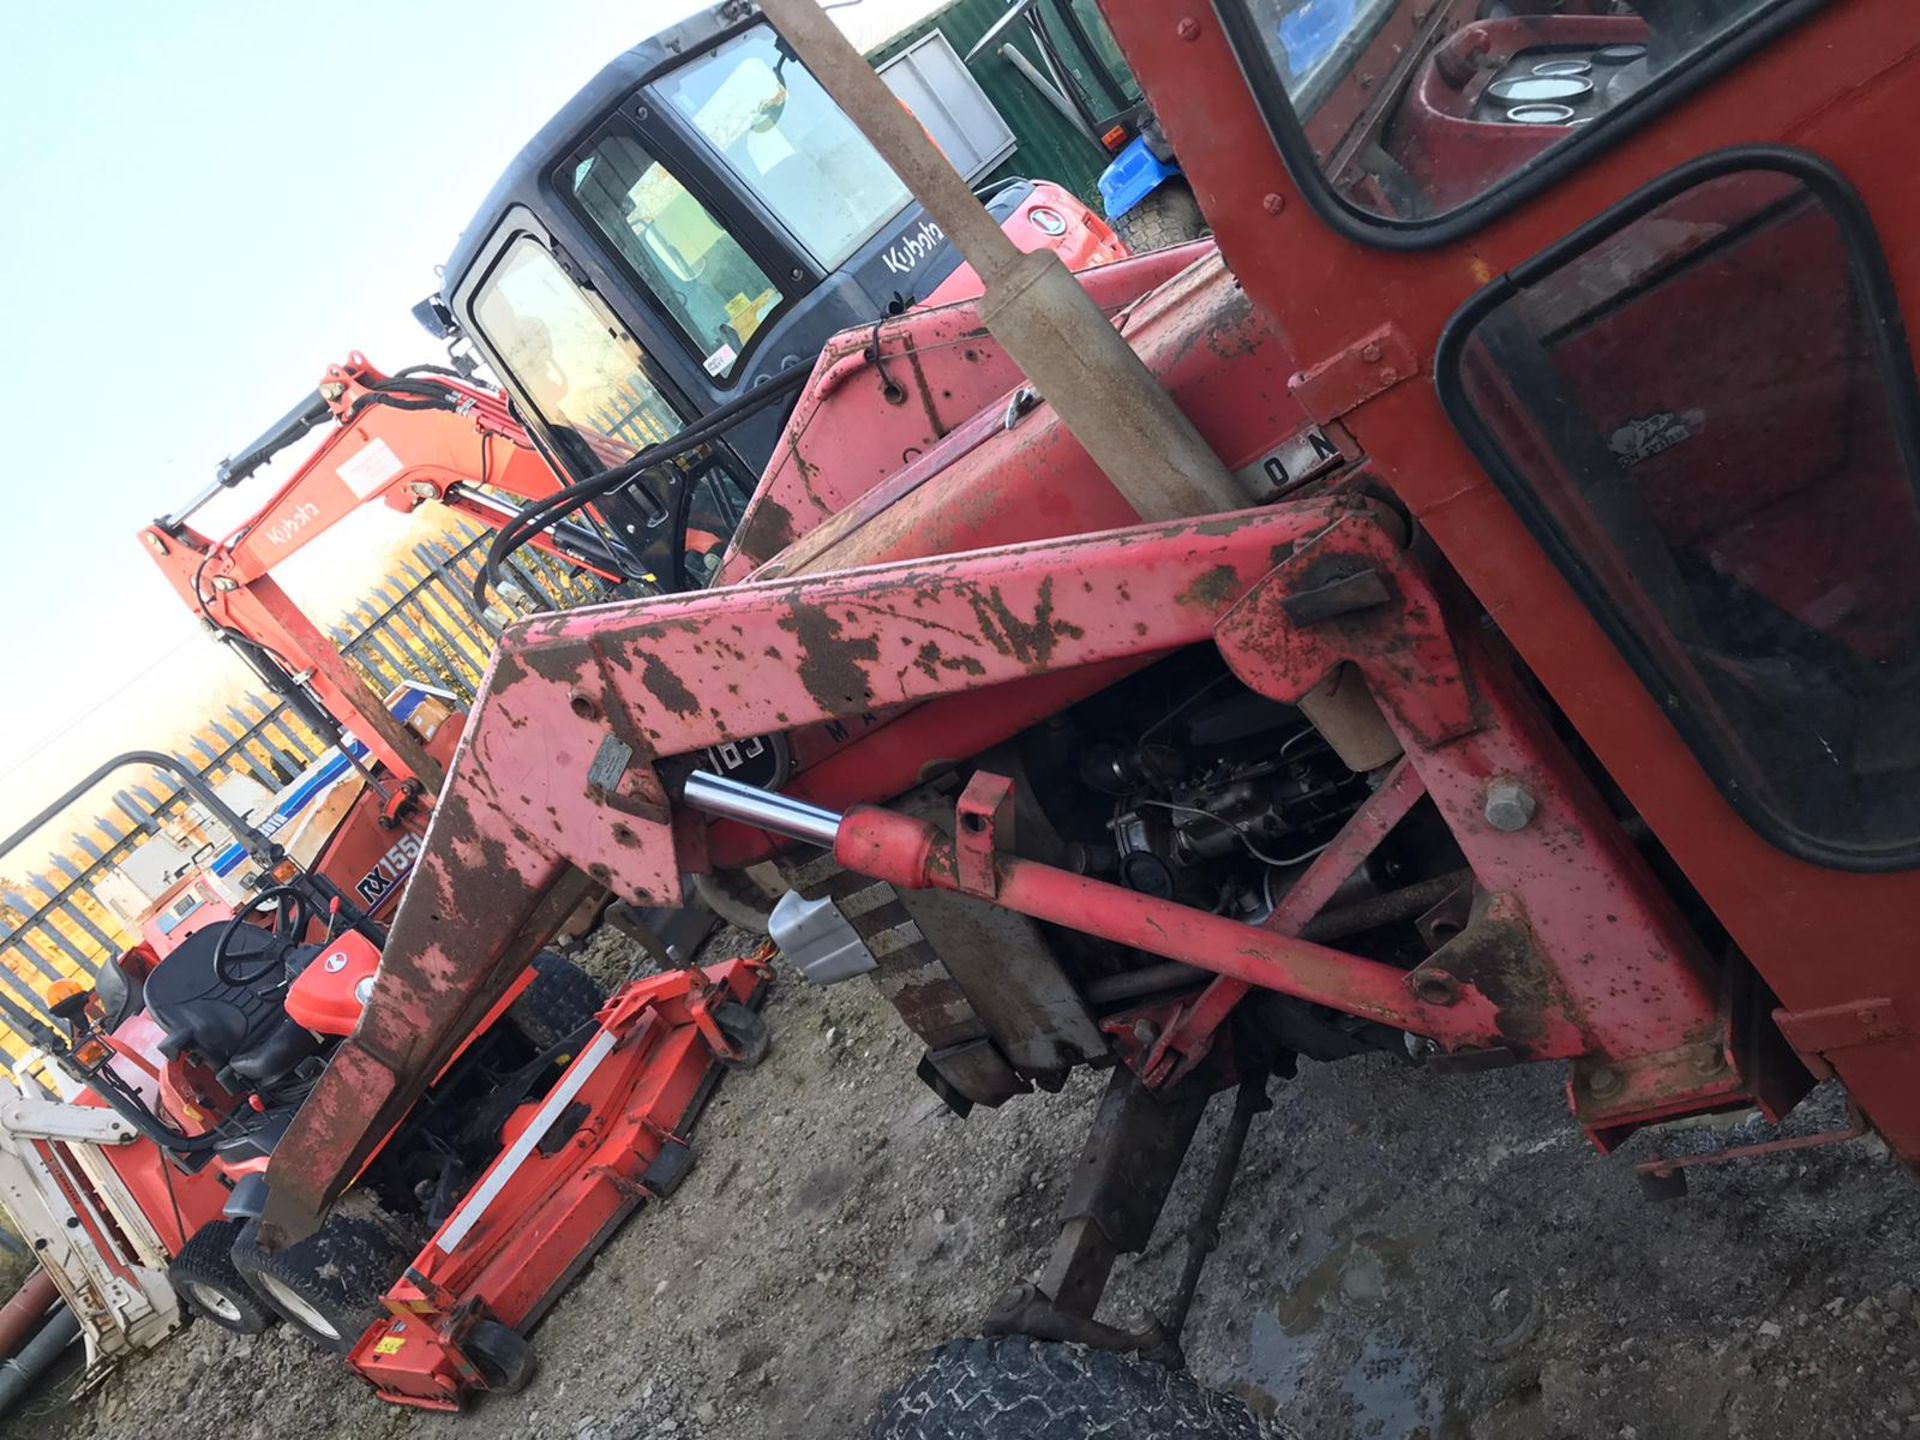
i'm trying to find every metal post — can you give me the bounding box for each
[758,0,1247,523]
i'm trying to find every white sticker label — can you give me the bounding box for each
[1233,427,1344,499]
[336,438,404,499]
[702,343,739,378]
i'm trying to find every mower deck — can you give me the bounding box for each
[347,954,770,1411]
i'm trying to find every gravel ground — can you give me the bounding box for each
[8,919,1918,1440]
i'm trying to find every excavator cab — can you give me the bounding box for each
[435,2,1125,592]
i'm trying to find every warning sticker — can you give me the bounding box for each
[372,1335,407,1356]
[337,438,405,498]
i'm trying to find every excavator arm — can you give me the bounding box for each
[138,354,628,792]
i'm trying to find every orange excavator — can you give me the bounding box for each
[138,353,606,800]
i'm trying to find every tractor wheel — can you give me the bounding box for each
[466,1317,537,1394]
[169,1219,275,1335]
[870,1336,1284,1440]
[232,1195,415,1353]
[1112,181,1208,253]
[692,865,787,936]
[509,952,606,1051]
[712,1000,772,1070]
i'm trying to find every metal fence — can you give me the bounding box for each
[0,694,332,1072]
[331,525,615,705]
[0,520,608,1076]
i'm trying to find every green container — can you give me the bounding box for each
[867,0,1114,208]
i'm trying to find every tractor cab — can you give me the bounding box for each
[433,2,1124,592]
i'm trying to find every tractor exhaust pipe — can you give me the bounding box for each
[758,0,1248,524]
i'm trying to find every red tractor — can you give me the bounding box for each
[41,2,1127,1407]
[236,0,1920,1429]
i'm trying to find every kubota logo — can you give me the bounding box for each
[881,219,944,276]
[263,502,322,549]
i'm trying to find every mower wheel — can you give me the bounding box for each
[1111,181,1208,253]
[232,1196,414,1353]
[169,1219,275,1335]
[870,1336,1285,1440]
[712,1000,771,1069]
[466,1317,537,1394]
[510,952,606,1051]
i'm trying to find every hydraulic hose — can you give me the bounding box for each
[81,1065,223,1155]
[474,363,812,611]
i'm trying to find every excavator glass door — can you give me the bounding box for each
[654,24,912,269]
[569,131,788,383]
[467,226,753,590]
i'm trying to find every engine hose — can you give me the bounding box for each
[476,365,810,604]
[82,1065,223,1155]
[474,363,812,611]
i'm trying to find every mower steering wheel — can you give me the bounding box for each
[211,885,311,988]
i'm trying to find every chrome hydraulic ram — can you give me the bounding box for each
[680,771,844,847]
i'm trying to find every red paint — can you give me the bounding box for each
[266,0,1920,1247]
[284,930,382,1038]
[347,956,767,1409]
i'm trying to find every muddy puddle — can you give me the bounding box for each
[1233,1203,1477,1438]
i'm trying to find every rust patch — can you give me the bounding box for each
[1423,892,1572,1052]
[784,435,830,517]
[911,641,988,684]
[516,642,598,687]
[1177,564,1240,611]
[639,654,700,718]
[736,494,798,563]
[901,337,949,442]
[961,577,1084,669]
[778,602,880,713]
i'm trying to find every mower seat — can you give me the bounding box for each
[142,924,320,1091]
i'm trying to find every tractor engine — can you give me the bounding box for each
[1035,654,1372,926]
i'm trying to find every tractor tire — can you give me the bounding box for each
[870,1336,1284,1440]
[169,1219,275,1335]
[509,952,606,1051]
[692,865,787,937]
[232,1194,415,1353]
[1112,181,1208,253]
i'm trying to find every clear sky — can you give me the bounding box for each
[0,0,951,847]
[0,0,717,831]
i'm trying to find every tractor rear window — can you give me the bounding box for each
[1221,0,1817,232]
[471,238,685,476]
[656,24,911,269]
[569,131,786,381]
[1439,158,1920,868]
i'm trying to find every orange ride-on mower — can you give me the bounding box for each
[9,752,770,1409]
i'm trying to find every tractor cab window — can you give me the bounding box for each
[569,130,787,382]
[655,23,911,268]
[1223,0,1812,226]
[1440,159,1920,868]
[470,237,685,477]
